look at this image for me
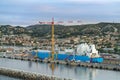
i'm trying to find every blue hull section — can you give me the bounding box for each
[91,57,103,63]
[75,55,90,62]
[37,52,49,59]
[57,54,74,60]
[31,51,103,63]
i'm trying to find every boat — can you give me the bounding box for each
[31,43,103,63]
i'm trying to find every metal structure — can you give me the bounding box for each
[39,19,82,60]
[51,18,55,60]
[39,18,55,60]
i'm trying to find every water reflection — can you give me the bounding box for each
[0,58,120,80]
[47,63,98,80]
[28,61,32,68]
[48,63,57,75]
[89,69,97,80]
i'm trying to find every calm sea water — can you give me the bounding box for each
[0,58,120,80]
[0,75,21,80]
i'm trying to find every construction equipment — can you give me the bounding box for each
[39,18,55,60]
[39,19,82,60]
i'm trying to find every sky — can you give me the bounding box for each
[0,0,120,26]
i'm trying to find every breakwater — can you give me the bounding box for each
[0,67,71,80]
[1,56,120,72]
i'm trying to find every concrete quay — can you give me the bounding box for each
[0,67,71,80]
[103,59,120,65]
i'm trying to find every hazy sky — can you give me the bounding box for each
[0,0,120,26]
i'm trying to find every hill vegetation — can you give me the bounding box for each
[0,22,120,38]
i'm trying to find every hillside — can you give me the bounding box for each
[0,22,120,38]
[26,22,120,38]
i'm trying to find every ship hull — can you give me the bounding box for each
[32,51,103,63]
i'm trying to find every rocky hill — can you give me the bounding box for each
[0,22,120,38]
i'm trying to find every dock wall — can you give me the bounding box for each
[103,59,120,65]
